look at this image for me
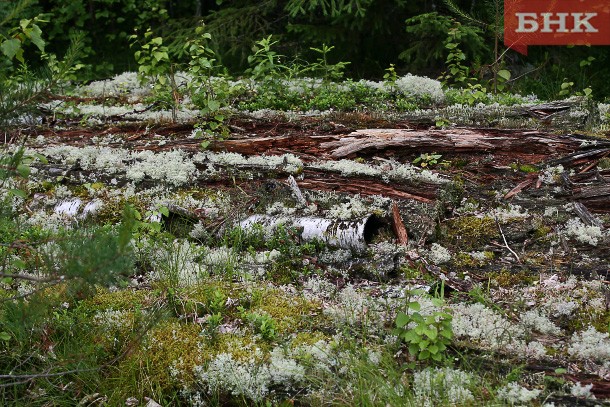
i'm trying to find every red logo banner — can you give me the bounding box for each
[504,0,610,55]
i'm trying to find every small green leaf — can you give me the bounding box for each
[554,368,567,374]
[13,258,26,269]
[425,327,438,340]
[0,332,11,342]
[497,69,511,81]
[408,343,419,355]
[8,189,27,198]
[153,50,169,62]
[26,23,45,51]
[440,328,453,339]
[418,350,430,360]
[395,312,409,328]
[402,330,419,343]
[16,164,30,178]
[1,38,22,60]
[159,206,169,217]
[207,99,221,112]
[32,153,48,164]
[408,301,421,311]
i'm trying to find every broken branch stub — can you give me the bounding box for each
[237,214,386,252]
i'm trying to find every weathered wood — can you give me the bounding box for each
[504,175,536,199]
[298,173,435,203]
[572,202,604,228]
[320,128,592,158]
[208,135,338,158]
[391,202,409,246]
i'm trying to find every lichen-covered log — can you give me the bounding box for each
[321,128,609,158]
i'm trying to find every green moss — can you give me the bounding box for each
[451,251,495,270]
[133,321,202,386]
[289,331,329,348]
[81,289,151,312]
[489,270,536,287]
[441,216,498,251]
[250,288,324,334]
[509,162,538,173]
[533,225,552,239]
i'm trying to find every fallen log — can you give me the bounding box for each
[321,128,607,159]
[300,170,436,203]
[237,214,386,253]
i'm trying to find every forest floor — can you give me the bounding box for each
[4,78,610,405]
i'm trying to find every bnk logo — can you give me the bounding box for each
[504,1,610,55]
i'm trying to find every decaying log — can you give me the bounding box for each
[300,170,436,203]
[320,128,596,158]
[547,147,610,167]
[208,135,339,158]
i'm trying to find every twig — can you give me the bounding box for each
[494,216,521,263]
[0,272,63,283]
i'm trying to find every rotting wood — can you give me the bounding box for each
[572,184,610,213]
[300,170,436,203]
[391,202,409,246]
[572,202,604,228]
[504,175,536,199]
[547,147,610,167]
[320,128,599,158]
[208,134,339,158]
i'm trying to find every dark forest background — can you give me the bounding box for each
[2,0,609,99]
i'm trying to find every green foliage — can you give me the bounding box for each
[394,287,453,363]
[413,153,448,169]
[246,35,288,81]
[307,44,350,81]
[131,28,171,82]
[42,0,169,76]
[131,24,226,121]
[0,8,86,129]
[402,13,487,75]
[383,63,398,86]
[0,16,45,64]
[242,309,278,341]
[0,145,142,399]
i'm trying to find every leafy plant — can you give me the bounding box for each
[193,114,230,149]
[307,44,350,82]
[394,287,453,362]
[246,35,287,82]
[383,63,398,87]
[413,153,448,169]
[242,310,277,340]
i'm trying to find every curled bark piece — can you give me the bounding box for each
[238,214,386,252]
[391,202,409,246]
